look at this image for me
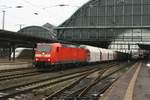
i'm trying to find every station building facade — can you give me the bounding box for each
[56,0,150,56]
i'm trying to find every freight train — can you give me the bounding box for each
[34,43,129,67]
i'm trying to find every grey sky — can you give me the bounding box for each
[0,0,90,31]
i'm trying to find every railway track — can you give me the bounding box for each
[83,62,139,99]
[44,68,109,99]
[0,67,37,78]
[33,65,112,100]
[0,67,34,73]
[42,62,135,100]
[0,63,114,99]
[0,67,43,81]
[42,64,119,99]
[0,69,100,99]
[0,71,41,81]
[0,62,134,100]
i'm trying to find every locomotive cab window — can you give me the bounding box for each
[37,45,51,52]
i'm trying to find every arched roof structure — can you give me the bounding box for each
[56,0,150,48]
[18,26,56,40]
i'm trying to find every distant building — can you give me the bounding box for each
[18,25,56,40]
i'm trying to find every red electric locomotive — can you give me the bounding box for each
[34,43,88,67]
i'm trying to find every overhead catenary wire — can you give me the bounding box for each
[21,0,41,8]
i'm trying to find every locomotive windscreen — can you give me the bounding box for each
[37,45,51,52]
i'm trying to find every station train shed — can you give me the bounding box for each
[56,0,150,57]
[1,0,150,60]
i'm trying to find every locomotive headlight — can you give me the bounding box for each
[48,59,51,61]
[35,58,39,61]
